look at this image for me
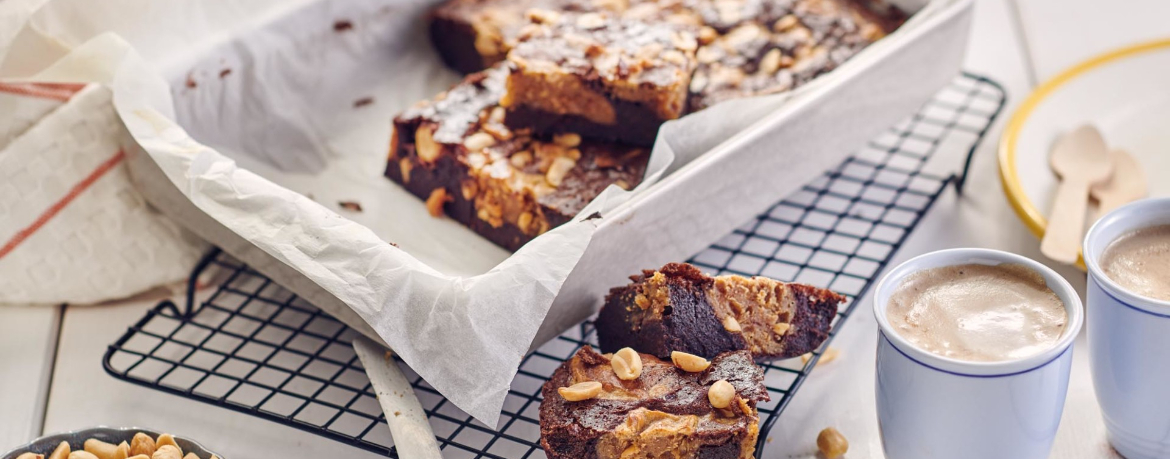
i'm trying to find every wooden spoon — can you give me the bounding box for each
[1042,125,1113,264]
[1090,149,1147,220]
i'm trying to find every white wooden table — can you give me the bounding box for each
[3,0,1168,457]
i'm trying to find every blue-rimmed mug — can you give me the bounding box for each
[873,248,1084,459]
[1084,197,1170,459]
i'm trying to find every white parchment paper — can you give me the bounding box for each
[0,0,943,425]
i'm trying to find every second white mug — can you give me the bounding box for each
[1083,197,1170,459]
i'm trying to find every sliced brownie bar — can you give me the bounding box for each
[429,0,618,74]
[595,262,845,361]
[387,63,649,251]
[500,10,699,146]
[540,345,768,459]
[687,0,906,110]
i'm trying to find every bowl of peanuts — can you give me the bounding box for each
[2,428,222,459]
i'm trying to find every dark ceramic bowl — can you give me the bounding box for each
[2,427,222,459]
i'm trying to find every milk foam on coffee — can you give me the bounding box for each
[887,263,1067,362]
[1101,224,1170,302]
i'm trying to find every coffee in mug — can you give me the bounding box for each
[1100,224,1170,302]
[886,263,1068,362]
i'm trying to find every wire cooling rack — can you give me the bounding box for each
[104,72,1005,459]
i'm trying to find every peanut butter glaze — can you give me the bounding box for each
[596,263,843,361]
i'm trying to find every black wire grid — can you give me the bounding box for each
[103,73,1005,459]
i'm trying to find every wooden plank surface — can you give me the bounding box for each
[0,305,60,450]
[17,1,1170,458]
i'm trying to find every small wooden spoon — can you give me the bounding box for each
[1042,125,1113,264]
[1090,149,1147,219]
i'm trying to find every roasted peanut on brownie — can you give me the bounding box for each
[540,346,769,459]
[387,64,649,250]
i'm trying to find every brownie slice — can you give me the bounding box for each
[595,263,845,361]
[500,10,698,146]
[540,346,768,459]
[429,0,616,74]
[687,0,906,110]
[387,63,650,251]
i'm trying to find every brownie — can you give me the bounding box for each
[687,0,905,110]
[595,263,845,361]
[429,0,620,73]
[500,11,698,146]
[430,0,906,111]
[540,346,769,459]
[387,64,650,251]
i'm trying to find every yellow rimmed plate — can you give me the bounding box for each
[1000,38,1170,269]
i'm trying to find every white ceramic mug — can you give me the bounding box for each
[873,248,1084,459]
[1083,197,1170,459]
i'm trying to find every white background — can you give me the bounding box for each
[2,0,1166,457]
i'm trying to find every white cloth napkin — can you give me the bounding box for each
[0,81,207,304]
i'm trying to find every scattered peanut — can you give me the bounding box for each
[817,427,849,458]
[84,439,128,459]
[773,14,799,32]
[558,381,603,401]
[130,433,155,457]
[48,441,70,459]
[67,453,97,459]
[128,456,149,459]
[489,107,506,124]
[553,133,581,148]
[517,211,535,233]
[151,445,181,459]
[662,50,687,65]
[398,158,412,183]
[671,351,711,372]
[153,436,178,455]
[462,132,495,152]
[610,347,643,380]
[415,125,440,163]
[425,188,450,217]
[698,26,718,44]
[722,315,742,332]
[510,151,533,168]
[16,453,42,459]
[183,454,199,459]
[545,156,576,187]
[707,379,736,409]
[526,8,560,23]
[758,49,782,75]
[772,322,790,336]
[802,347,839,365]
[576,12,606,29]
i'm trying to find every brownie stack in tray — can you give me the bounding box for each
[388,0,905,250]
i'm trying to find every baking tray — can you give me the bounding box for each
[106,72,1005,459]
[125,0,976,355]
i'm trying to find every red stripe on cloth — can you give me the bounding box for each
[0,82,85,101]
[0,149,127,261]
